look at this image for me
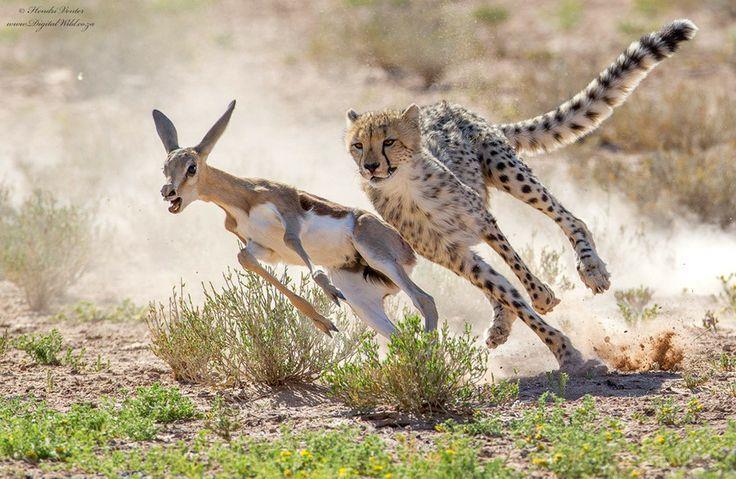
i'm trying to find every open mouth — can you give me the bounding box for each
[370,166,397,183]
[168,197,182,213]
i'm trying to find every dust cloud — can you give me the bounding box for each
[2,3,734,376]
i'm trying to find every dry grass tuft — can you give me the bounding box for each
[0,189,93,310]
[147,267,368,387]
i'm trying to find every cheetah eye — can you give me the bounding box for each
[352,143,363,150]
[383,139,395,147]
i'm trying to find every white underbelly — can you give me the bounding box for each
[233,204,356,268]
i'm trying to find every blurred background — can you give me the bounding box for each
[1,0,735,373]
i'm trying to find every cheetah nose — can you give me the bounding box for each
[365,162,380,173]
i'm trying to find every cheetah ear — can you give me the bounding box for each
[401,104,420,124]
[346,109,360,127]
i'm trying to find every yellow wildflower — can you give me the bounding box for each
[532,457,548,466]
[630,470,641,478]
[384,474,393,479]
[553,452,563,463]
[299,449,312,459]
[445,448,456,456]
[280,449,292,458]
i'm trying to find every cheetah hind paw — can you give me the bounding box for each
[561,357,608,377]
[485,323,513,349]
[577,253,611,294]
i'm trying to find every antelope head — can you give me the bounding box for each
[152,100,235,214]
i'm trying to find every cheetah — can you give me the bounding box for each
[343,20,697,373]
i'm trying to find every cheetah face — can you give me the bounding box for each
[344,104,420,184]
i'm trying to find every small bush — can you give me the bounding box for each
[583,145,736,229]
[205,395,240,440]
[718,273,736,316]
[614,286,660,325]
[480,376,520,406]
[324,315,488,414]
[312,0,477,88]
[147,268,367,387]
[574,82,736,229]
[14,329,64,365]
[521,243,575,293]
[122,383,197,424]
[0,190,93,310]
[53,299,146,323]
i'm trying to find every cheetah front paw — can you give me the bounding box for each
[577,254,611,294]
[531,282,561,315]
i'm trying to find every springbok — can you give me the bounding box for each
[152,100,438,337]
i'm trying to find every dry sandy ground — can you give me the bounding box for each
[1,279,735,478]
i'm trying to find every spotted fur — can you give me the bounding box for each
[500,19,697,155]
[344,20,696,374]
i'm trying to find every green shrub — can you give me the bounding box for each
[122,383,197,424]
[147,268,367,387]
[0,384,197,463]
[53,299,146,323]
[14,329,64,365]
[205,395,240,440]
[516,394,628,478]
[614,286,660,325]
[0,190,93,310]
[325,315,488,414]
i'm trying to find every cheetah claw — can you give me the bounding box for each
[577,254,611,294]
[561,357,608,377]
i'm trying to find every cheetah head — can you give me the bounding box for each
[344,104,420,184]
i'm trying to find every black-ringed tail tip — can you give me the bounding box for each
[499,19,698,156]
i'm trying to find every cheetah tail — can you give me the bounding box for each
[498,19,697,156]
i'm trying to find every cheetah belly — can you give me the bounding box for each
[237,203,356,268]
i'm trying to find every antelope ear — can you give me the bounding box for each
[401,104,420,124]
[346,109,360,127]
[195,100,236,159]
[152,109,179,153]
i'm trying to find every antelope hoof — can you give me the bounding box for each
[313,270,345,305]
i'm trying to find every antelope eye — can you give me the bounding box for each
[187,164,197,176]
[352,143,363,150]
[383,139,395,147]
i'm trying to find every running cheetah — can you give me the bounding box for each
[343,20,697,373]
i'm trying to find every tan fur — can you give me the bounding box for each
[153,101,438,337]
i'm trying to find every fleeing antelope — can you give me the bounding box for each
[152,100,438,337]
